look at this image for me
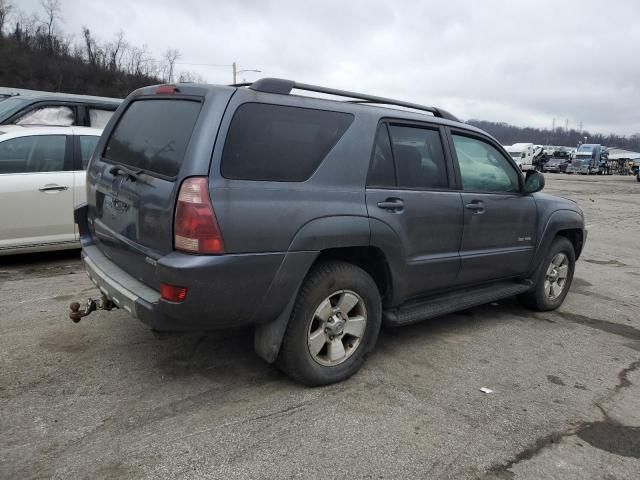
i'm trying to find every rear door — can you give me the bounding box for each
[87,96,205,287]
[448,131,536,285]
[0,134,75,250]
[366,121,463,300]
[72,133,101,239]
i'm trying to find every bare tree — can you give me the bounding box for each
[178,70,205,83]
[40,0,61,49]
[0,0,13,36]
[106,30,126,72]
[162,48,180,83]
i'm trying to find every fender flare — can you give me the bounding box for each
[527,209,585,276]
[253,215,371,363]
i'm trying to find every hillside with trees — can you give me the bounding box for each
[468,120,640,151]
[0,0,199,98]
[0,0,638,150]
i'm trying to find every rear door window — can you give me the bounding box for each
[388,125,449,189]
[221,103,353,181]
[16,106,75,126]
[103,99,201,178]
[367,123,396,188]
[89,108,114,128]
[79,135,100,169]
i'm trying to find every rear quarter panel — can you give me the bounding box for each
[209,90,378,254]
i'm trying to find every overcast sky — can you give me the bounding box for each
[19,0,640,135]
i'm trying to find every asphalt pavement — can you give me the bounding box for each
[1,173,639,479]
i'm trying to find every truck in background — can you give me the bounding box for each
[566,144,608,174]
[505,143,535,171]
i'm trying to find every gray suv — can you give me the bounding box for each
[72,79,586,385]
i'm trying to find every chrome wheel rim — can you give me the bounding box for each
[544,253,569,300]
[307,290,367,367]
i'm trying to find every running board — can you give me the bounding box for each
[383,280,533,327]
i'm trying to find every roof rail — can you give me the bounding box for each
[240,78,459,122]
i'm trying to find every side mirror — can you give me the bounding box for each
[524,171,545,193]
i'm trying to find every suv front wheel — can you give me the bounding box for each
[277,261,382,386]
[520,236,576,311]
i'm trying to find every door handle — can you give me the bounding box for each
[465,201,485,214]
[39,184,68,193]
[377,198,404,212]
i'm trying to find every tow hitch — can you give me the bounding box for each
[69,296,116,323]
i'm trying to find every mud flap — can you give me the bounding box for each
[253,295,297,363]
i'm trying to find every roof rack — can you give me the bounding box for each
[236,78,459,122]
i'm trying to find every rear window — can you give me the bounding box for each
[104,99,201,178]
[221,103,353,182]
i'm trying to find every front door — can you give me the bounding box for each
[449,132,537,285]
[0,134,75,251]
[366,122,463,300]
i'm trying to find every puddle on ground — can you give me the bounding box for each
[577,420,640,458]
[546,375,565,386]
[553,311,640,342]
[584,258,628,267]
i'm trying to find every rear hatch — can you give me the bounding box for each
[86,86,229,289]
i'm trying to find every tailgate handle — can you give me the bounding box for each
[39,184,68,192]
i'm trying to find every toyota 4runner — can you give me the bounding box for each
[71,79,586,386]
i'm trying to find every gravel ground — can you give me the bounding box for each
[1,173,639,479]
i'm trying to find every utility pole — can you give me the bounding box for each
[565,119,569,132]
[232,61,237,84]
[552,118,556,132]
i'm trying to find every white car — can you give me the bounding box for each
[0,125,101,255]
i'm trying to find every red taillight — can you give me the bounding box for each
[156,85,177,95]
[160,283,188,302]
[174,177,224,254]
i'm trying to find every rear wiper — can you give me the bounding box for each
[109,165,146,183]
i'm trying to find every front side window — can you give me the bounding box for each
[452,134,520,193]
[0,135,66,174]
[389,125,448,189]
[221,103,354,182]
[79,135,100,169]
[16,106,75,126]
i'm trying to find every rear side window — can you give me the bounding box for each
[104,99,201,178]
[221,103,353,181]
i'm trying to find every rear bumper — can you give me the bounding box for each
[81,244,297,331]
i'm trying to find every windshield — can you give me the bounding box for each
[577,145,594,152]
[0,97,28,120]
[576,153,592,159]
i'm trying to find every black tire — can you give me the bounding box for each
[520,237,575,311]
[277,260,382,386]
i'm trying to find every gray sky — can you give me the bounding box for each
[19,0,640,135]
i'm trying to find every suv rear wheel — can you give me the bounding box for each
[520,237,575,311]
[277,261,382,386]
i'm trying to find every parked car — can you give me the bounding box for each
[544,150,572,173]
[72,79,586,386]
[0,89,120,128]
[0,125,101,255]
